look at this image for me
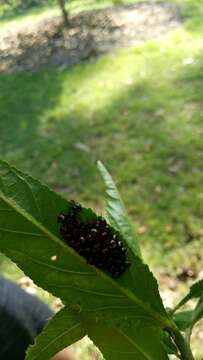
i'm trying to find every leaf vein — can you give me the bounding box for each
[0,226,43,236]
[0,190,169,329]
[30,323,80,360]
[43,283,125,298]
[17,172,43,222]
[6,249,94,275]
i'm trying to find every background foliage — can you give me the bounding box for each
[1,0,203,271]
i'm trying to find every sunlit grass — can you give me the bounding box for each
[0,22,203,270]
[0,0,138,30]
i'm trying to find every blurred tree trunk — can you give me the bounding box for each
[57,0,69,26]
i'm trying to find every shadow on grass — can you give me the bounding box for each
[0,68,98,201]
[0,1,55,23]
[0,44,203,266]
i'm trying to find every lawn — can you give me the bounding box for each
[0,0,203,277]
[0,0,137,30]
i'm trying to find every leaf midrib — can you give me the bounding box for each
[0,190,171,329]
[114,327,154,360]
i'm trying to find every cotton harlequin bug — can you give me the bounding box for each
[58,201,130,278]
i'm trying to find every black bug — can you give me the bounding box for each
[58,201,130,278]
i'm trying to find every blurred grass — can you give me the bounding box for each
[1,14,203,272]
[0,0,138,30]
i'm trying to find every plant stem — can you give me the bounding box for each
[185,327,192,345]
[169,326,194,360]
[171,295,190,314]
[57,0,69,26]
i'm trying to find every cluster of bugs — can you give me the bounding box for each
[58,201,130,278]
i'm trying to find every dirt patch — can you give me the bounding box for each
[0,2,181,73]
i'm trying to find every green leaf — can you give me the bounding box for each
[189,279,203,299]
[0,160,170,360]
[173,298,203,347]
[86,319,169,360]
[173,311,193,331]
[192,296,203,326]
[26,308,85,360]
[97,161,141,258]
[175,297,203,345]
[174,279,203,310]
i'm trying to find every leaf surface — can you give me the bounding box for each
[97,161,141,258]
[26,308,85,360]
[173,311,193,331]
[176,279,203,309]
[192,296,203,326]
[174,296,203,346]
[0,160,169,360]
[188,279,203,299]
[86,319,168,360]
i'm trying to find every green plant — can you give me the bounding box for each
[0,159,202,360]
